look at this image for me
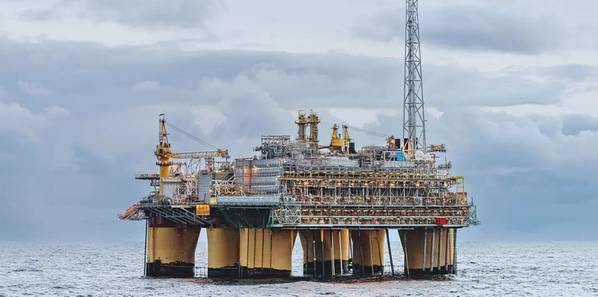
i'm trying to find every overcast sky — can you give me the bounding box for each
[1,0,597,242]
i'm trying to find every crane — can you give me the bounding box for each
[155,113,228,181]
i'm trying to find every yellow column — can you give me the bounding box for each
[239,228,295,278]
[350,230,385,276]
[299,230,322,277]
[146,226,200,277]
[207,228,240,277]
[299,229,351,277]
[340,229,350,274]
[399,228,455,276]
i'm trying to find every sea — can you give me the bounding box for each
[1,240,597,296]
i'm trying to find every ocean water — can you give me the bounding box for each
[1,240,597,296]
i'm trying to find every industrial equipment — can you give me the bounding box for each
[120,0,478,279]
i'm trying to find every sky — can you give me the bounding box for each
[1,0,597,242]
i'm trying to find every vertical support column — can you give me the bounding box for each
[311,236,317,277]
[320,230,325,276]
[299,229,349,278]
[325,229,349,276]
[146,216,200,278]
[340,229,350,274]
[453,228,458,274]
[422,229,427,272]
[300,230,321,277]
[429,228,435,272]
[350,230,385,277]
[400,228,456,276]
[445,228,449,272]
[386,229,394,276]
[338,230,343,275]
[330,230,335,276]
[400,230,409,277]
[143,219,148,277]
[207,228,239,278]
[437,227,443,273]
[239,228,294,278]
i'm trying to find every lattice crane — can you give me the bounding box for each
[155,113,228,180]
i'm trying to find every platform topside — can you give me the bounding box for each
[123,131,478,229]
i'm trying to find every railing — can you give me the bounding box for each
[281,194,468,207]
[194,265,209,278]
[192,264,408,279]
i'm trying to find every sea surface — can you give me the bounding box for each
[1,240,597,296]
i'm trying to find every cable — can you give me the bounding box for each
[165,120,218,150]
[345,125,392,138]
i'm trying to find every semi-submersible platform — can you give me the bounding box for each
[120,0,478,279]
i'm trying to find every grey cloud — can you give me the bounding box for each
[541,64,597,82]
[356,1,559,54]
[20,0,220,28]
[561,114,598,136]
[0,38,567,116]
[18,80,53,97]
[422,1,557,54]
[424,64,570,108]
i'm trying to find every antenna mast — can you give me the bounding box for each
[403,0,426,154]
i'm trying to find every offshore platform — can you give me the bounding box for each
[120,0,478,279]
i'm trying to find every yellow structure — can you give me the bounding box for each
[155,114,173,184]
[299,229,350,277]
[329,124,352,154]
[351,230,385,276]
[207,228,240,277]
[400,228,455,275]
[239,228,296,277]
[342,125,351,153]
[195,204,210,216]
[146,225,201,277]
[153,114,228,195]
[329,124,344,152]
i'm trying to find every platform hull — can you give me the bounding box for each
[207,228,240,278]
[299,229,350,277]
[146,224,200,278]
[400,228,456,276]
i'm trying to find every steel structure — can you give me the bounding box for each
[403,0,426,153]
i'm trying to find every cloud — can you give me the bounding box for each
[561,114,598,136]
[326,107,398,128]
[18,80,52,97]
[131,80,161,92]
[0,100,39,141]
[0,100,69,143]
[191,105,226,135]
[20,0,221,29]
[424,65,567,108]
[422,2,558,54]
[355,0,560,54]
[541,64,597,82]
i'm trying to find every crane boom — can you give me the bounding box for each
[170,149,229,159]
